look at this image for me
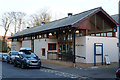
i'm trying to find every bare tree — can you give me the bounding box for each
[11,12,26,34]
[1,12,13,52]
[27,9,51,27]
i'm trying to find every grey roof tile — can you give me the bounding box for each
[111,14,118,23]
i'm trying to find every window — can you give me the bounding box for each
[91,34,95,36]
[63,44,65,50]
[96,33,100,36]
[42,48,45,56]
[48,43,56,50]
[104,33,107,36]
[107,32,112,37]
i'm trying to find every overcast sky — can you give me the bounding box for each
[0,0,119,36]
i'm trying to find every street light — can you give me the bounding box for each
[119,0,120,67]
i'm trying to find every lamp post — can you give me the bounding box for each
[119,0,120,67]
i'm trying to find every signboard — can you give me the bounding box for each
[105,55,110,65]
[96,46,102,54]
[94,43,103,66]
[117,43,120,47]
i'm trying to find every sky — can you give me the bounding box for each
[0,0,119,36]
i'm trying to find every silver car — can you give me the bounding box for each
[2,53,8,62]
[7,51,19,64]
[0,53,2,61]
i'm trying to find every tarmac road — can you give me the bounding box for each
[2,62,83,80]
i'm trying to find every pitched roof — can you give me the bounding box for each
[9,7,117,39]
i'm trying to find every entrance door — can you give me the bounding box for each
[58,42,73,61]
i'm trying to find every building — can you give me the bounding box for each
[9,7,118,65]
[0,36,11,52]
[111,14,119,38]
[0,39,2,52]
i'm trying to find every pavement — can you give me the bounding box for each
[41,62,119,78]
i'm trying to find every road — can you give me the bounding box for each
[2,62,82,80]
[1,62,117,80]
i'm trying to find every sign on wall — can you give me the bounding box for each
[96,46,102,54]
[94,43,103,66]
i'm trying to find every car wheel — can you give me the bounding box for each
[21,63,25,69]
[38,66,41,69]
[6,59,9,63]
[14,61,17,67]
[9,59,12,64]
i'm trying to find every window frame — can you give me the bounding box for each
[48,43,56,50]
[42,48,45,56]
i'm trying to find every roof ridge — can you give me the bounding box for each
[18,7,101,32]
[40,7,101,25]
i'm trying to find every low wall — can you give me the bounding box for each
[41,59,74,67]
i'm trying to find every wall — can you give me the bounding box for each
[34,38,58,60]
[7,42,11,48]
[22,40,31,48]
[34,39,47,59]
[75,36,86,63]
[11,42,17,51]
[46,39,58,59]
[86,36,118,63]
[11,41,22,51]
[0,40,2,52]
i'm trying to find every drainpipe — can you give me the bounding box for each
[73,28,76,67]
[119,0,120,68]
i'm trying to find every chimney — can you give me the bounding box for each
[27,27,30,29]
[41,22,45,25]
[68,13,72,17]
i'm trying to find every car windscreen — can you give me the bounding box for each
[11,52,18,55]
[23,52,37,58]
[3,54,7,56]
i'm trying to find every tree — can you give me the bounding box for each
[1,12,26,52]
[11,12,26,34]
[1,12,13,52]
[27,9,51,27]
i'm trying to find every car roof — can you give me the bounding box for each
[10,51,19,52]
[20,48,32,51]
[2,53,8,54]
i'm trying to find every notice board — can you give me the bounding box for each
[94,43,103,66]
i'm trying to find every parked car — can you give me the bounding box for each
[0,53,2,61]
[7,51,19,64]
[14,48,41,69]
[2,53,8,62]
[116,69,120,80]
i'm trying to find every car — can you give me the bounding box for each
[14,48,41,69]
[0,53,2,61]
[2,53,8,62]
[116,69,120,80]
[7,51,19,64]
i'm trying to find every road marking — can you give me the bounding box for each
[40,69,88,79]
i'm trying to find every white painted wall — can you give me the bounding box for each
[11,42,17,51]
[85,36,118,63]
[11,41,22,51]
[76,36,86,63]
[34,38,58,60]
[22,40,31,48]
[34,39,47,59]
